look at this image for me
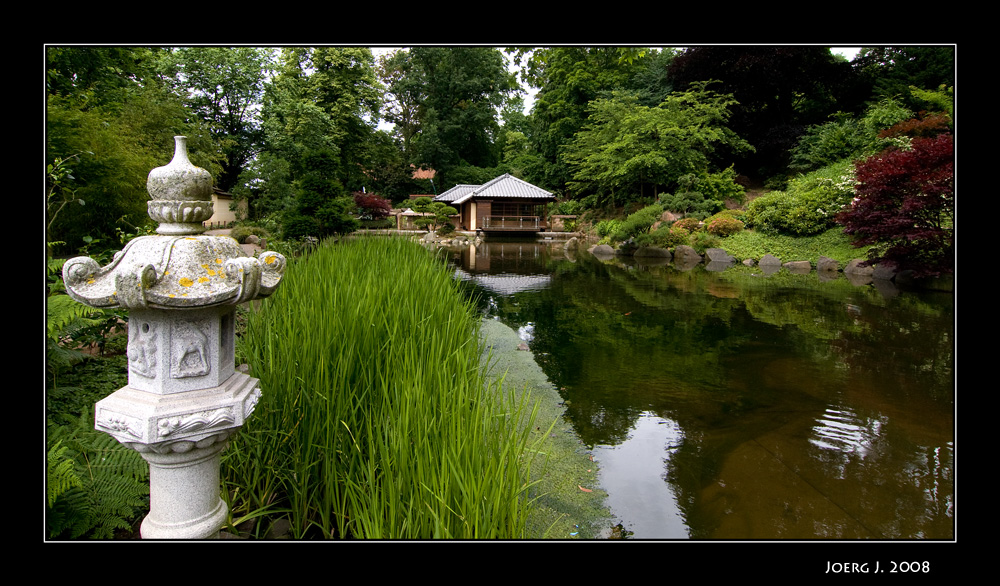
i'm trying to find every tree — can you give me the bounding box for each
[46,46,220,255]
[410,197,457,232]
[403,47,517,187]
[518,47,650,192]
[667,46,861,177]
[853,47,955,108]
[376,49,421,159]
[562,83,752,207]
[282,148,359,239]
[261,47,382,185]
[158,47,273,192]
[353,191,392,221]
[836,133,954,278]
[257,47,383,234]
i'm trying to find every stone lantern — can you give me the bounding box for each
[61,136,286,539]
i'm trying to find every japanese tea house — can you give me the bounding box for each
[433,174,555,233]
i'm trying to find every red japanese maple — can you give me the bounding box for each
[353,191,392,221]
[837,133,954,278]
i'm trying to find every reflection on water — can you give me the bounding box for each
[447,240,954,540]
[810,406,884,460]
[592,412,688,539]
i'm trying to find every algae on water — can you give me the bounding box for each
[479,317,613,539]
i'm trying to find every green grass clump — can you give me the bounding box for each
[719,226,869,264]
[226,236,541,539]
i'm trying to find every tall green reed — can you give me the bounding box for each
[225,237,540,538]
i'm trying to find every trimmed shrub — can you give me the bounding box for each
[229,225,271,244]
[672,217,702,233]
[706,215,745,237]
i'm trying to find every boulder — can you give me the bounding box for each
[591,244,616,257]
[783,260,812,273]
[673,245,702,263]
[844,259,874,276]
[872,264,897,281]
[742,258,755,267]
[672,245,703,270]
[816,256,839,272]
[705,248,735,263]
[759,254,782,267]
[634,246,671,258]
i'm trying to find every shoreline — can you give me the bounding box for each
[478,317,614,539]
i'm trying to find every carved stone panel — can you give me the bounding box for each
[125,307,235,394]
[170,318,211,379]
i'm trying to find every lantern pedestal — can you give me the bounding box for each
[62,136,285,539]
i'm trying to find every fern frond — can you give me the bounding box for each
[47,294,99,342]
[47,441,82,508]
[48,487,93,538]
[47,409,150,539]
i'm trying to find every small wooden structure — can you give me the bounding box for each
[433,174,555,233]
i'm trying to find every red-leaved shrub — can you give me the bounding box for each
[836,133,953,278]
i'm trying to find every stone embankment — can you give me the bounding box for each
[566,237,952,292]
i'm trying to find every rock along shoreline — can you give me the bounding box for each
[573,237,953,293]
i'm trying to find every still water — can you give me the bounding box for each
[446,239,954,540]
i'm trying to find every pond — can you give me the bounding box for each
[446,239,954,540]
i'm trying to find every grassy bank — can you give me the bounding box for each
[718,226,870,265]
[226,236,543,539]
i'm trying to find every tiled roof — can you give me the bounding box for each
[435,184,479,203]
[434,174,554,205]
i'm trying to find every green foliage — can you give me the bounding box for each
[156,47,273,192]
[608,203,663,242]
[789,97,915,173]
[745,160,856,236]
[788,113,870,172]
[228,237,539,538]
[657,168,742,218]
[689,230,722,254]
[594,218,624,239]
[47,411,149,539]
[636,222,688,249]
[719,226,866,264]
[854,47,954,105]
[47,293,98,374]
[48,441,83,508]
[46,46,222,256]
[46,258,123,381]
[411,199,458,232]
[563,83,752,206]
[550,199,585,216]
[281,148,360,239]
[908,84,953,117]
[403,47,516,178]
[518,47,652,190]
[229,225,271,244]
